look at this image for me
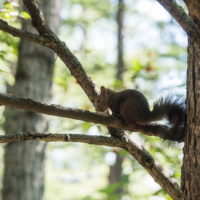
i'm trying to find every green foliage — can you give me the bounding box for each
[0,50,6,60]
[0,1,17,20]
[0,32,18,57]
[99,175,129,200]
[0,31,18,87]
[129,58,158,81]
[82,122,92,131]
[19,11,31,19]
[0,1,30,20]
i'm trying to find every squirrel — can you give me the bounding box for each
[95,86,186,142]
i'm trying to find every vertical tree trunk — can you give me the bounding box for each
[181,39,200,199]
[181,1,200,199]
[108,150,123,185]
[2,1,60,200]
[116,0,125,80]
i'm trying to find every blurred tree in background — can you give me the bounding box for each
[0,0,61,200]
[0,0,187,200]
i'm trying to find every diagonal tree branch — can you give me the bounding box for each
[121,135,183,200]
[0,21,97,100]
[0,132,183,200]
[156,0,200,41]
[23,0,52,36]
[22,0,99,104]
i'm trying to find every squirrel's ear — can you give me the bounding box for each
[100,86,106,93]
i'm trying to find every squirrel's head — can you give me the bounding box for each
[95,86,112,111]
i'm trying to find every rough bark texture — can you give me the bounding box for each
[181,2,200,199]
[2,1,61,200]
[181,39,200,199]
[184,0,200,21]
[0,133,125,147]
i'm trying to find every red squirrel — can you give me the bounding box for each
[95,86,186,142]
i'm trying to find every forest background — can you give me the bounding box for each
[0,0,186,199]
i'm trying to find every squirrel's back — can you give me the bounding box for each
[108,90,151,124]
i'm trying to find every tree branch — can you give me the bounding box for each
[0,9,98,104]
[0,19,47,44]
[23,0,52,35]
[22,0,98,104]
[156,0,200,40]
[0,133,123,147]
[0,93,120,126]
[0,132,183,200]
[0,93,183,142]
[122,135,183,200]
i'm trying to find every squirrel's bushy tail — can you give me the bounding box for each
[150,96,185,122]
[149,96,186,141]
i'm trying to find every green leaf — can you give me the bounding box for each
[82,122,91,131]
[19,11,31,19]
[113,79,123,88]
[132,59,142,71]
[4,3,13,9]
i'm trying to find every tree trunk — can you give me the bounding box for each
[116,0,125,80]
[108,150,123,185]
[2,1,60,200]
[181,1,200,199]
[181,39,200,199]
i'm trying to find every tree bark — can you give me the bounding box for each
[181,39,200,199]
[181,1,200,199]
[2,1,60,200]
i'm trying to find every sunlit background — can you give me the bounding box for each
[0,0,187,199]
